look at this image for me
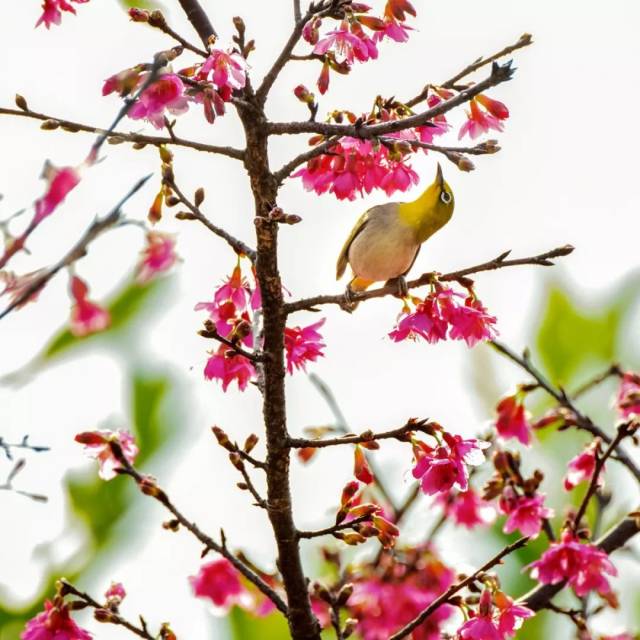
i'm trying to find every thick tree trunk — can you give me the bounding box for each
[240,107,322,640]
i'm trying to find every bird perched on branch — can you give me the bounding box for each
[336,163,455,305]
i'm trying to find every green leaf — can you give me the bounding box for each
[119,0,159,9]
[229,608,290,640]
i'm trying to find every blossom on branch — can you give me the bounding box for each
[74,429,138,480]
[128,74,189,130]
[190,559,251,613]
[437,488,495,529]
[494,393,531,445]
[34,162,81,223]
[284,319,326,373]
[136,232,178,283]
[527,530,618,600]
[498,486,553,538]
[22,598,92,640]
[36,0,90,29]
[204,346,256,392]
[616,372,640,418]
[564,440,603,491]
[68,275,110,337]
[458,95,509,140]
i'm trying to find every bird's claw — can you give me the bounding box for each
[386,276,409,299]
[340,285,358,313]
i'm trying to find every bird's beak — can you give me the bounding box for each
[435,163,444,189]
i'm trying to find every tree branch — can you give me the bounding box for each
[288,419,431,449]
[405,33,533,108]
[293,0,302,23]
[58,581,155,640]
[521,515,640,611]
[199,326,266,362]
[110,443,288,616]
[0,175,152,321]
[176,0,217,45]
[165,176,256,261]
[268,61,516,137]
[490,341,640,484]
[146,10,209,57]
[0,107,245,160]
[297,515,370,540]
[284,244,575,314]
[388,537,530,640]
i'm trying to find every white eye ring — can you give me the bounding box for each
[440,191,452,204]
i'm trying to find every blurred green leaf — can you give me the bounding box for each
[119,0,158,9]
[229,608,290,640]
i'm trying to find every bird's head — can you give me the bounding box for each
[430,163,454,214]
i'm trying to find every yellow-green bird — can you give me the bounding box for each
[336,163,455,301]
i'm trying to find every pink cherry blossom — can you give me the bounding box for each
[102,65,144,98]
[0,270,46,309]
[34,162,81,223]
[447,296,498,346]
[136,232,178,283]
[128,74,189,130]
[348,547,454,640]
[527,530,618,598]
[198,49,248,95]
[314,23,378,64]
[284,319,326,374]
[389,297,449,343]
[459,97,508,140]
[354,445,374,484]
[412,432,488,496]
[616,372,640,418]
[22,599,92,640]
[36,0,90,29]
[495,394,532,445]
[457,589,532,640]
[437,488,495,529]
[498,487,554,538]
[105,582,126,602]
[564,441,602,491]
[68,275,110,337]
[74,429,139,480]
[204,346,256,392]
[190,559,250,612]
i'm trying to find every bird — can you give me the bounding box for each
[336,163,455,305]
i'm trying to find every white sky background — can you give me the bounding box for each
[1,0,640,638]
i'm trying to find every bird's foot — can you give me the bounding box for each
[386,276,409,299]
[340,285,358,313]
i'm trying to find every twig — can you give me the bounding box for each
[288,419,430,449]
[0,435,49,460]
[571,364,623,400]
[176,0,217,45]
[0,175,152,321]
[199,327,265,362]
[572,423,630,532]
[109,443,288,615]
[147,11,209,57]
[0,458,48,502]
[268,61,516,137]
[58,581,154,639]
[284,244,575,314]
[235,461,268,509]
[0,108,245,160]
[490,341,640,484]
[293,0,302,23]
[388,537,530,640]
[521,514,640,610]
[297,515,370,540]
[166,177,256,261]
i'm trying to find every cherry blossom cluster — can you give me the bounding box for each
[36,0,89,29]
[196,261,326,391]
[303,0,416,94]
[293,96,449,200]
[389,284,498,347]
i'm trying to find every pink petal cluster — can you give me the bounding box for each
[389,287,498,347]
[564,441,602,491]
[68,275,110,337]
[314,21,378,66]
[190,559,250,613]
[495,394,531,445]
[527,530,618,598]
[104,582,126,602]
[136,232,178,283]
[128,73,189,130]
[0,270,46,309]
[412,432,489,496]
[36,0,90,29]
[616,372,640,418]
[22,599,92,640]
[204,346,256,392]
[437,488,495,529]
[34,162,81,223]
[498,487,554,538]
[348,548,455,640]
[284,319,326,374]
[373,0,416,43]
[75,429,138,480]
[457,589,533,640]
[459,95,509,140]
[293,137,419,200]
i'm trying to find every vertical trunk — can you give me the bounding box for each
[240,108,321,640]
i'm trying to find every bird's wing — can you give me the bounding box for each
[336,209,371,280]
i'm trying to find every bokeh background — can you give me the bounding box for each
[1,1,640,638]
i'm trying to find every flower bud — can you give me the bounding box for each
[311,582,332,603]
[139,475,166,499]
[343,618,358,638]
[40,119,60,130]
[94,608,117,623]
[162,519,180,531]
[457,156,475,172]
[194,187,205,207]
[148,10,167,28]
[244,433,259,453]
[336,531,367,545]
[336,583,354,606]
[229,452,244,470]
[212,426,235,451]
[128,8,150,22]
[15,94,28,111]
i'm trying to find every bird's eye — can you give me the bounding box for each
[440,191,452,204]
